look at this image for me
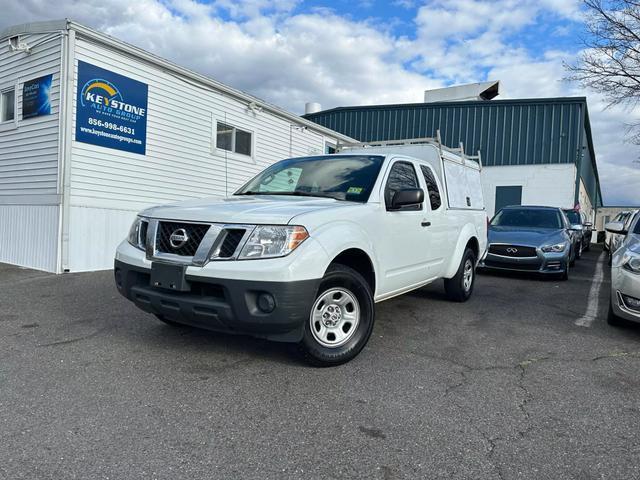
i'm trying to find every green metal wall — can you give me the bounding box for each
[305,97,602,206]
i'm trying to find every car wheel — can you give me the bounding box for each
[154,314,186,327]
[607,299,624,327]
[298,264,375,367]
[444,248,476,302]
[584,240,591,252]
[559,262,569,281]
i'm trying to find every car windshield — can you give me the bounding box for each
[491,208,562,229]
[563,210,580,224]
[234,155,385,202]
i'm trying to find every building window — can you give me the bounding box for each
[420,165,441,210]
[325,143,337,154]
[216,122,252,157]
[1,87,15,123]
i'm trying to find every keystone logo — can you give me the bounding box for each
[80,78,146,117]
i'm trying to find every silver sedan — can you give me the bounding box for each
[606,212,640,325]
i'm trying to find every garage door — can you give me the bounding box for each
[495,186,522,213]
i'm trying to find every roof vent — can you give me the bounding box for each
[305,102,322,115]
[424,81,500,103]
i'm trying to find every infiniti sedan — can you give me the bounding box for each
[606,214,640,326]
[480,206,580,280]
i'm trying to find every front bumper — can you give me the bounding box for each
[115,259,321,342]
[479,249,568,275]
[611,265,640,324]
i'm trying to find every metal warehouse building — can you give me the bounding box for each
[0,19,353,273]
[305,95,603,221]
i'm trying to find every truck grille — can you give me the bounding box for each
[216,229,247,258]
[156,222,210,257]
[488,244,537,258]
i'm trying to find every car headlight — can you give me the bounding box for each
[622,251,640,274]
[127,216,148,250]
[541,242,567,253]
[238,225,309,259]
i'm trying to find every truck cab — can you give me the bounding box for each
[115,139,487,366]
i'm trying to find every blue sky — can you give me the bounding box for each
[2,0,639,204]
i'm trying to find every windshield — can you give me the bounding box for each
[235,155,384,202]
[563,210,580,224]
[491,208,562,229]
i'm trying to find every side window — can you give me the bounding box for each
[216,122,253,157]
[1,87,16,123]
[384,161,420,211]
[419,165,442,210]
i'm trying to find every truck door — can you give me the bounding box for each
[418,164,449,277]
[379,159,434,294]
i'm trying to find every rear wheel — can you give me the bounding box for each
[444,248,476,302]
[298,264,375,367]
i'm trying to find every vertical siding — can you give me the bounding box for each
[307,101,584,168]
[0,32,62,195]
[0,205,59,272]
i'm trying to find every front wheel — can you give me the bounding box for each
[298,264,375,367]
[444,248,476,302]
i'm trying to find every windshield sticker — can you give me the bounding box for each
[347,187,364,194]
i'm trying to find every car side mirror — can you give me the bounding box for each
[390,188,424,210]
[584,222,593,228]
[570,224,583,231]
[605,221,627,235]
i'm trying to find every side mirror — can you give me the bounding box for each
[605,221,627,235]
[584,222,593,229]
[390,188,424,210]
[570,224,583,231]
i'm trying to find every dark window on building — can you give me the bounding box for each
[495,185,522,213]
[216,122,252,156]
[420,165,441,210]
[1,88,15,122]
[385,161,420,210]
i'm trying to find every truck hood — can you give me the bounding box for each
[488,226,566,247]
[140,195,349,224]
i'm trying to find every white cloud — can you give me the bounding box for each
[0,0,638,204]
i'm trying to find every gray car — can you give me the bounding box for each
[606,214,640,325]
[480,205,580,280]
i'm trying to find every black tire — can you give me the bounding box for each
[444,248,477,302]
[559,262,569,281]
[155,314,186,328]
[298,264,375,367]
[584,240,591,252]
[607,299,625,327]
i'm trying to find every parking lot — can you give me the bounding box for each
[1,246,639,480]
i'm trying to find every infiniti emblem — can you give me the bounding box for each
[506,247,518,253]
[169,228,189,249]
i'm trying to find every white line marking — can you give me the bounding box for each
[575,252,606,328]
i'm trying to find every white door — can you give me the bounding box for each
[377,159,433,295]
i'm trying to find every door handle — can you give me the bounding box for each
[421,221,431,227]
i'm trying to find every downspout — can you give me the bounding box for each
[59,25,75,272]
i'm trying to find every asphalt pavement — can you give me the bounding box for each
[1,246,639,480]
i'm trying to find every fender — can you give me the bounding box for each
[311,220,379,283]
[443,222,479,279]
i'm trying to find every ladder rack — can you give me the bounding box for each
[337,130,482,169]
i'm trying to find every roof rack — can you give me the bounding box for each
[337,130,482,168]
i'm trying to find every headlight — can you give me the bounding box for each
[622,251,640,274]
[541,242,567,253]
[238,225,309,259]
[127,216,148,250]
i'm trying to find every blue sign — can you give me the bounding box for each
[75,61,148,155]
[22,74,52,119]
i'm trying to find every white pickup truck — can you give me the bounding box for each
[114,139,487,366]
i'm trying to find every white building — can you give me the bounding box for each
[0,19,354,273]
